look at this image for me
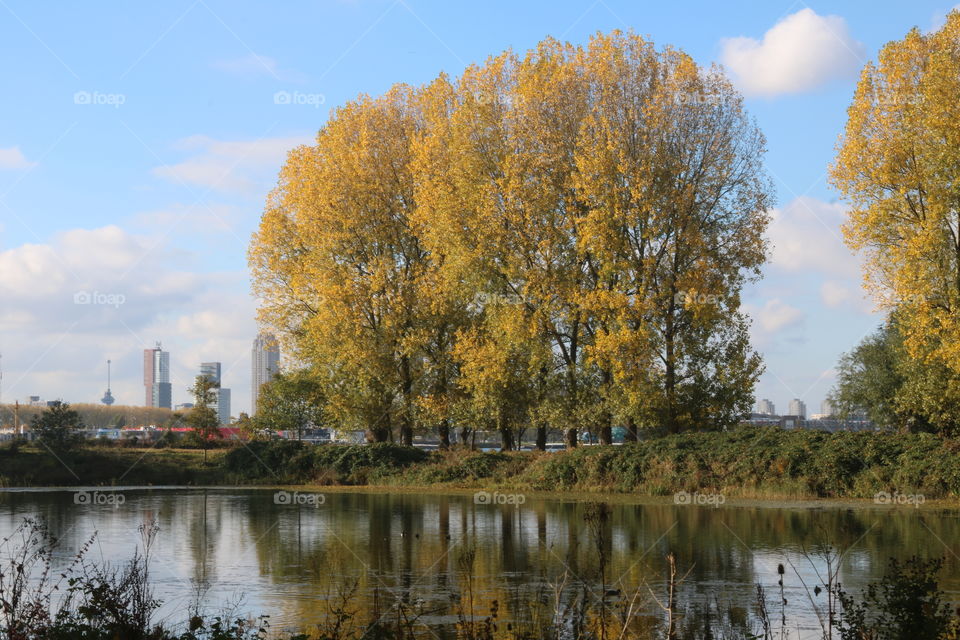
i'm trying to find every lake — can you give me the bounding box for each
[1,488,957,638]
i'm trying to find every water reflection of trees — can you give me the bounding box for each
[2,490,958,634]
[234,494,960,631]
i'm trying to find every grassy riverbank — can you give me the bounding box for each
[3,427,960,500]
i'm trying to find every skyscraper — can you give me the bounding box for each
[215,388,231,425]
[756,398,776,415]
[199,361,231,425]
[200,362,221,385]
[252,333,280,414]
[821,398,834,416]
[144,343,172,409]
[788,398,807,418]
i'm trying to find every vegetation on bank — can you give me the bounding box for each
[4,427,960,500]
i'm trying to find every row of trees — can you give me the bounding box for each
[829,13,960,436]
[0,403,175,431]
[250,31,773,448]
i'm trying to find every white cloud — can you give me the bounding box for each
[767,196,860,280]
[750,298,804,333]
[152,135,310,193]
[0,146,37,170]
[211,53,306,83]
[820,280,852,308]
[132,202,238,233]
[0,226,256,413]
[720,8,865,97]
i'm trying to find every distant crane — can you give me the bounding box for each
[101,359,115,406]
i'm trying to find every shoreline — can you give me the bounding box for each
[4,428,960,504]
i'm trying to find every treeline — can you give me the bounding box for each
[249,31,772,448]
[0,403,175,430]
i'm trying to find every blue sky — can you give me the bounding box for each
[0,0,955,417]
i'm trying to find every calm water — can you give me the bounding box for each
[1,488,958,638]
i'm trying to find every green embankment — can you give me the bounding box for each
[2,428,959,500]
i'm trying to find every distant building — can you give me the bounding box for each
[252,333,280,415]
[144,343,172,409]
[174,402,194,411]
[780,415,804,429]
[197,361,230,425]
[200,362,221,385]
[788,398,807,419]
[820,398,834,417]
[28,395,43,406]
[214,388,231,425]
[756,398,776,415]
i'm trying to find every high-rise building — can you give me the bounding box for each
[144,343,172,409]
[788,398,807,418]
[215,388,231,425]
[199,361,231,425]
[820,398,834,417]
[200,362,221,385]
[756,398,776,415]
[252,333,280,414]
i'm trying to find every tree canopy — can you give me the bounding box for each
[250,31,772,447]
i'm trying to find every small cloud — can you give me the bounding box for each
[151,134,310,194]
[211,53,306,83]
[820,280,851,308]
[132,203,238,233]
[720,8,865,97]
[0,146,37,170]
[752,298,804,333]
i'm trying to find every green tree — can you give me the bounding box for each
[185,375,221,463]
[254,370,326,441]
[829,315,960,434]
[31,401,84,451]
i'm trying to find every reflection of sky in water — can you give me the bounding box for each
[1,489,958,638]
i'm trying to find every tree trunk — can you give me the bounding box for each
[665,288,678,434]
[438,418,451,450]
[599,424,612,446]
[498,406,514,451]
[565,428,578,449]
[624,416,639,442]
[366,406,391,443]
[535,424,547,451]
[400,356,414,446]
[599,369,613,445]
